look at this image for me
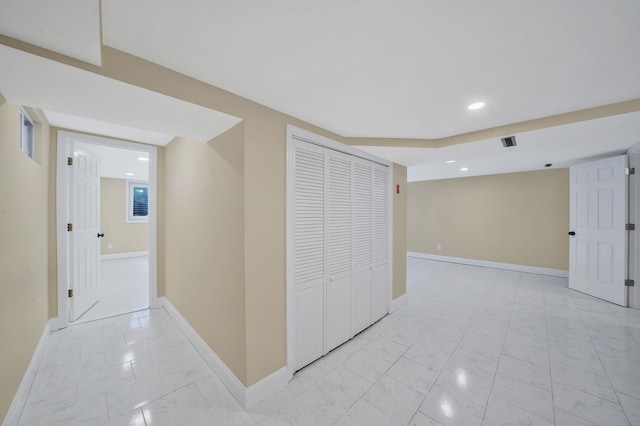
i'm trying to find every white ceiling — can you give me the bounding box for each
[0,44,242,145]
[101,0,640,139]
[358,112,640,181]
[75,142,149,181]
[44,111,174,146]
[1,2,640,181]
[0,0,101,65]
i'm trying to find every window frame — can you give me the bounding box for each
[126,180,149,223]
[20,108,35,159]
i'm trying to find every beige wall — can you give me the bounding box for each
[164,125,248,383]
[393,164,407,298]
[1,41,408,389]
[0,99,51,419]
[408,169,570,270]
[100,177,149,255]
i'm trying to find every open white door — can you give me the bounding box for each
[569,155,627,306]
[69,145,101,321]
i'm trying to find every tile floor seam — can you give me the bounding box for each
[478,274,519,424]
[553,387,630,426]
[413,302,466,412]
[330,322,413,423]
[569,289,627,411]
[542,274,558,426]
[417,282,496,423]
[141,406,150,425]
[554,407,599,426]
[342,294,460,424]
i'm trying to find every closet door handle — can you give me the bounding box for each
[568,231,576,236]
[97,233,105,238]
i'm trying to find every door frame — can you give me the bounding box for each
[285,125,393,376]
[55,130,159,329]
[629,142,640,309]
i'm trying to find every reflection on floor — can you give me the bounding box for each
[76,256,149,324]
[16,258,640,425]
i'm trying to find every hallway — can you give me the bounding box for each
[15,258,640,425]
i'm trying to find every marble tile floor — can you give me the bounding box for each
[76,256,150,324]
[16,258,640,425]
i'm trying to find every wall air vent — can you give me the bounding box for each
[501,136,517,147]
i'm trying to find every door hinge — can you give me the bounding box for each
[67,157,73,166]
[67,223,72,232]
[626,223,636,231]
[68,289,73,297]
[626,167,635,175]
[626,279,635,287]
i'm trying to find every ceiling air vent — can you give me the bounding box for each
[501,136,517,147]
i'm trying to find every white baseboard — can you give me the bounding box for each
[408,252,569,278]
[245,366,291,409]
[101,251,149,261]
[389,293,408,313]
[4,319,52,426]
[158,297,291,410]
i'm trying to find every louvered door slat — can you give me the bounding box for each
[328,156,352,275]
[373,167,388,264]
[326,152,353,351]
[353,162,372,268]
[293,146,324,285]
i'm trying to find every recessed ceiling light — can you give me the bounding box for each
[460,167,469,171]
[125,172,134,176]
[138,157,149,162]
[446,160,456,164]
[468,102,485,110]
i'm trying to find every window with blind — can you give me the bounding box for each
[20,108,34,159]
[126,180,149,223]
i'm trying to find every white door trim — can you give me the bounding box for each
[55,131,158,330]
[285,125,393,376]
[628,148,640,309]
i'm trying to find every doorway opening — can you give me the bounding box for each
[55,131,159,329]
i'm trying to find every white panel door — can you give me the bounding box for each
[69,146,101,321]
[292,141,326,369]
[569,155,627,306]
[352,159,373,335]
[371,164,389,322]
[326,152,352,352]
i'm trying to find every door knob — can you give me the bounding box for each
[97,233,105,238]
[568,231,576,236]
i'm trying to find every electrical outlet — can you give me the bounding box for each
[107,243,113,249]
[436,243,442,251]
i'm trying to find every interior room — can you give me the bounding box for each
[1,1,640,425]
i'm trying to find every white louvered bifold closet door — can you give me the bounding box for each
[352,158,374,335]
[326,151,353,351]
[290,135,390,371]
[292,142,326,370]
[372,164,389,322]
